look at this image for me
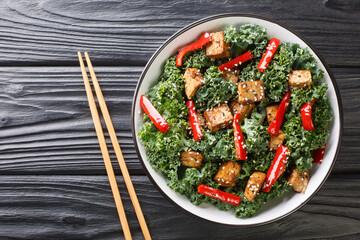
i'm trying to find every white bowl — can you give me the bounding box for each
[131,13,343,226]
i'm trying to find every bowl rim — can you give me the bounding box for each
[131,12,343,226]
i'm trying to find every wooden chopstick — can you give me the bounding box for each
[78,52,151,240]
[78,52,132,240]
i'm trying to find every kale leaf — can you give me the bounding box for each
[234,176,291,218]
[284,84,332,171]
[181,49,215,70]
[194,66,237,111]
[224,24,269,58]
[241,109,269,155]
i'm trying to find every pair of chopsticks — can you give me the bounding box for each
[78,52,151,240]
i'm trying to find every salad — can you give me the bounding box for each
[138,24,332,218]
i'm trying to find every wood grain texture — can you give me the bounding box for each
[0,66,140,174]
[0,175,358,240]
[0,66,358,175]
[0,0,359,67]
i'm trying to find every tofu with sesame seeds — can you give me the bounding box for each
[287,166,310,193]
[238,81,265,104]
[180,151,203,168]
[223,70,239,83]
[205,32,230,59]
[184,68,204,99]
[244,171,266,201]
[288,70,312,89]
[214,161,242,187]
[204,103,233,132]
[229,100,255,122]
[265,104,279,125]
[269,130,285,151]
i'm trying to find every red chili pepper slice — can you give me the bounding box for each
[262,145,290,192]
[313,143,327,164]
[257,38,281,72]
[300,98,317,131]
[218,51,253,72]
[186,100,203,141]
[233,113,247,160]
[267,90,291,136]
[176,32,211,67]
[197,184,241,206]
[140,95,169,133]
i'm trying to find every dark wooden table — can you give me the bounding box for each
[0,1,359,239]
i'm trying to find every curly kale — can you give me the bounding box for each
[238,109,273,181]
[234,176,291,218]
[181,49,215,70]
[192,129,237,162]
[284,84,332,171]
[139,118,189,184]
[239,43,326,103]
[146,80,187,121]
[224,24,269,58]
[241,110,269,154]
[194,66,237,111]
[159,56,182,83]
[293,46,325,86]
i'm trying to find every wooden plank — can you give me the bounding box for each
[0,0,359,67]
[0,66,358,174]
[0,175,358,239]
[0,66,142,174]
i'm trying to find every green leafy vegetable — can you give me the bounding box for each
[192,129,237,162]
[181,49,214,70]
[194,66,237,111]
[241,110,269,155]
[224,24,269,58]
[234,176,291,218]
[239,43,326,103]
[284,84,332,171]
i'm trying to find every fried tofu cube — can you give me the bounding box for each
[204,104,233,132]
[288,166,310,193]
[269,130,285,151]
[180,151,203,168]
[288,70,312,89]
[244,171,266,201]
[238,81,265,103]
[184,68,204,99]
[229,101,255,122]
[206,32,230,59]
[265,104,279,125]
[214,161,242,187]
[223,70,239,83]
